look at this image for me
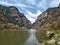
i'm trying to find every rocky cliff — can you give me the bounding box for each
[32,4,60,29]
[0,5,31,29]
[0,5,8,23]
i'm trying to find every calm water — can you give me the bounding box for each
[0,29,46,45]
[24,29,41,45]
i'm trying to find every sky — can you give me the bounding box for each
[0,0,60,23]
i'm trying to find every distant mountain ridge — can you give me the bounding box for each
[0,5,31,29]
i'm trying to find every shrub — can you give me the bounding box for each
[0,22,5,30]
[50,21,57,29]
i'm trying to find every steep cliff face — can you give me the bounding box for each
[0,5,31,28]
[33,5,60,29]
[0,5,7,23]
[19,13,32,28]
[6,6,31,28]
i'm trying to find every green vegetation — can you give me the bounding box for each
[0,22,26,30]
[36,22,60,45]
[44,29,60,45]
[38,29,60,45]
[4,14,20,25]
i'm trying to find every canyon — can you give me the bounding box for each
[0,4,60,29]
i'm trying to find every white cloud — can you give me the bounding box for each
[26,10,42,17]
[28,17,35,23]
[26,0,36,5]
[16,3,34,8]
[26,10,42,23]
[0,1,34,8]
[50,0,60,7]
[0,1,15,6]
[37,0,47,9]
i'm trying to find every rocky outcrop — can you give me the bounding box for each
[0,5,31,28]
[32,4,60,29]
[0,5,7,23]
[19,13,32,28]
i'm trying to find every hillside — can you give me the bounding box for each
[32,4,60,30]
[0,5,31,30]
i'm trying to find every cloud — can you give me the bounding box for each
[26,10,42,17]
[0,1,11,5]
[27,17,35,23]
[26,0,36,5]
[0,0,34,8]
[16,3,34,8]
[37,0,47,10]
[50,0,60,7]
[26,10,42,23]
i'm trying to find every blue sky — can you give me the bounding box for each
[0,0,60,23]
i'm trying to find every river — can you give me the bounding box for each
[0,29,46,45]
[24,29,41,45]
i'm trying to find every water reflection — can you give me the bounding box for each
[0,29,46,45]
[36,30,47,41]
[24,29,41,45]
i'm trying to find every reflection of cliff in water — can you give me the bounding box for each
[25,29,41,45]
